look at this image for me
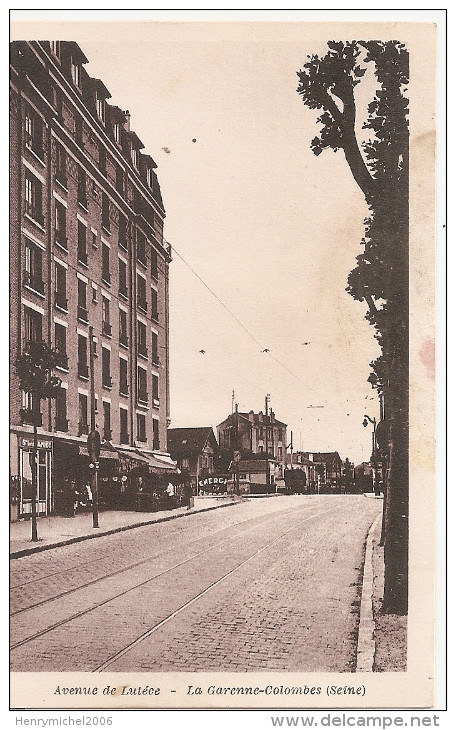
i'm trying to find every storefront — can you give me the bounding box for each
[18,436,53,518]
[117,449,181,511]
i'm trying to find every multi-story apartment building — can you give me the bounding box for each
[10,41,174,519]
[217,407,287,488]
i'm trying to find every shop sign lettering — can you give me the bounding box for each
[20,438,52,450]
[198,476,228,488]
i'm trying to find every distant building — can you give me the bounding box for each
[217,408,287,489]
[285,452,317,491]
[301,452,343,491]
[167,427,220,492]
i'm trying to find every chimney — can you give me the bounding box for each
[270,411,275,423]
[258,411,263,423]
[124,110,131,132]
[248,410,254,423]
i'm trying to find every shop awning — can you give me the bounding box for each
[79,444,119,460]
[117,449,178,474]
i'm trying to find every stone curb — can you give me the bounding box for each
[10,500,240,560]
[356,512,382,672]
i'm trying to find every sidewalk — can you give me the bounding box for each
[10,496,241,559]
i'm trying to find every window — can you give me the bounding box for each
[118,214,127,250]
[137,231,147,266]
[78,335,88,379]
[50,41,61,60]
[119,258,128,298]
[102,296,111,337]
[119,308,128,347]
[71,58,81,88]
[77,221,88,265]
[102,347,112,388]
[55,388,68,432]
[152,374,159,407]
[119,358,128,396]
[77,166,87,208]
[116,163,124,195]
[131,143,139,169]
[77,278,88,322]
[138,320,148,358]
[54,262,67,311]
[24,170,44,226]
[137,366,148,404]
[136,413,146,442]
[102,243,111,284]
[113,121,121,145]
[102,193,110,232]
[55,144,67,187]
[78,393,88,436]
[152,419,159,450]
[96,94,106,123]
[54,322,68,369]
[146,166,153,188]
[103,401,111,441]
[99,144,106,176]
[24,306,42,343]
[278,429,283,442]
[55,200,67,249]
[152,332,159,366]
[151,288,158,322]
[75,115,84,147]
[24,240,44,294]
[137,275,147,312]
[92,284,98,303]
[25,107,44,160]
[120,408,129,444]
[151,248,158,279]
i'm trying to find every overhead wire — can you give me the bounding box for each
[169,241,327,402]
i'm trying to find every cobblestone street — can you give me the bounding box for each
[10,495,381,673]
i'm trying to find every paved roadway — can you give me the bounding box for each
[10,495,381,673]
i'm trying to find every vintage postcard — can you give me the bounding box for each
[9,10,442,712]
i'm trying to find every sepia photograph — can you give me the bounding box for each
[9,10,440,712]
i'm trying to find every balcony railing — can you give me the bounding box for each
[55,417,69,432]
[19,408,42,426]
[78,250,88,267]
[23,272,44,295]
[54,290,68,311]
[55,171,68,189]
[78,363,89,379]
[137,391,148,405]
[55,353,69,371]
[77,305,89,323]
[24,201,44,227]
[102,375,113,389]
[55,230,68,251]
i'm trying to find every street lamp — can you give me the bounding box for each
[363,414,377,493]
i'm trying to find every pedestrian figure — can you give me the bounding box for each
[184,482,193,510]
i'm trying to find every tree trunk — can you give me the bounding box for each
[382,395,408,614]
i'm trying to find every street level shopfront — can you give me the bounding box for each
[10,431,178,520]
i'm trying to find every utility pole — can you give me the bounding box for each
[88,326,100,528]
[265,394,270,490]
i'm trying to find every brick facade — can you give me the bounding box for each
[10,41,173,518]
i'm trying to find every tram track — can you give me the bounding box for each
[10,500,321,617]
[11,504,335,656]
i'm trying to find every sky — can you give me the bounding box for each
[11,16,400,465]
